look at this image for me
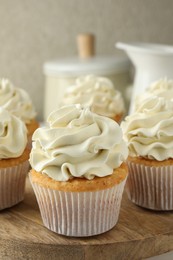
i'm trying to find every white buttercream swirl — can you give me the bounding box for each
[0,78,36,123]
[135,78,173,110]
[0,108,27,158]
[30,104,128,181]
[121,96,173,161]
[62,75,125,118]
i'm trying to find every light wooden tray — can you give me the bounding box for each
[0,176,173,260]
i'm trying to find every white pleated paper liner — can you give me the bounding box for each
[0,160,29,210]
[30,176,127,237]
[126,160,173,210]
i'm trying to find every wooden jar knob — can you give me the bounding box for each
[77,33,95,58]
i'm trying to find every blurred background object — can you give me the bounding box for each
[43,33,131,120]
[117,42,173,113]
[1,0,173,120]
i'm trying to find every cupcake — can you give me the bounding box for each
[0,108,30,210]
[61,75,125,123]
[0,78,39,144]
[121,96,173,210]
[29,104,128,236]
[135,78,173,110]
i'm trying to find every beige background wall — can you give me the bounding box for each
[0,0,173,120]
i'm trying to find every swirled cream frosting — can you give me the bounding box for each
[62,75,125,118]
[0,78,36,123]
[0,108,27,158]
[121,96,173,161]
[135,78,173,110]
[29,104,128,181]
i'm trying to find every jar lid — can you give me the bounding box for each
[43,55,130,77]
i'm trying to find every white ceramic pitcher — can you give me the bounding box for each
[116,42,173,113]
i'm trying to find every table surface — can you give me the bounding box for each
[1,176,173,260]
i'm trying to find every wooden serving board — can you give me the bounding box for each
[0,176,173,260]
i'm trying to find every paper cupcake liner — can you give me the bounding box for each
[126,161,173,210]
[30,177,127,237]
[0,160,29,210]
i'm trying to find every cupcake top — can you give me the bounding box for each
[62,75,125,118]
[121,96,173,161]
[0,108,27,159]
[29,104,128,181]
[135,78,173,110]
[0,78,36,124]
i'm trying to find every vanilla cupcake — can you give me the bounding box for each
[29,104,128,236]
[0,108,30,210]
[0,78,39,144]
[121,96,173,210]
[135,78,173,110]
[61,75,125,123]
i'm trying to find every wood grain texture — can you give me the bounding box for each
[0,176,173,260]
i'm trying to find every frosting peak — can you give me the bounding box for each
[62,75,125,118]
[135,78,173,110]
[30,104,128,181]
[0,108,27,158]
[122,96,173,161]
[0,78,36,123]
